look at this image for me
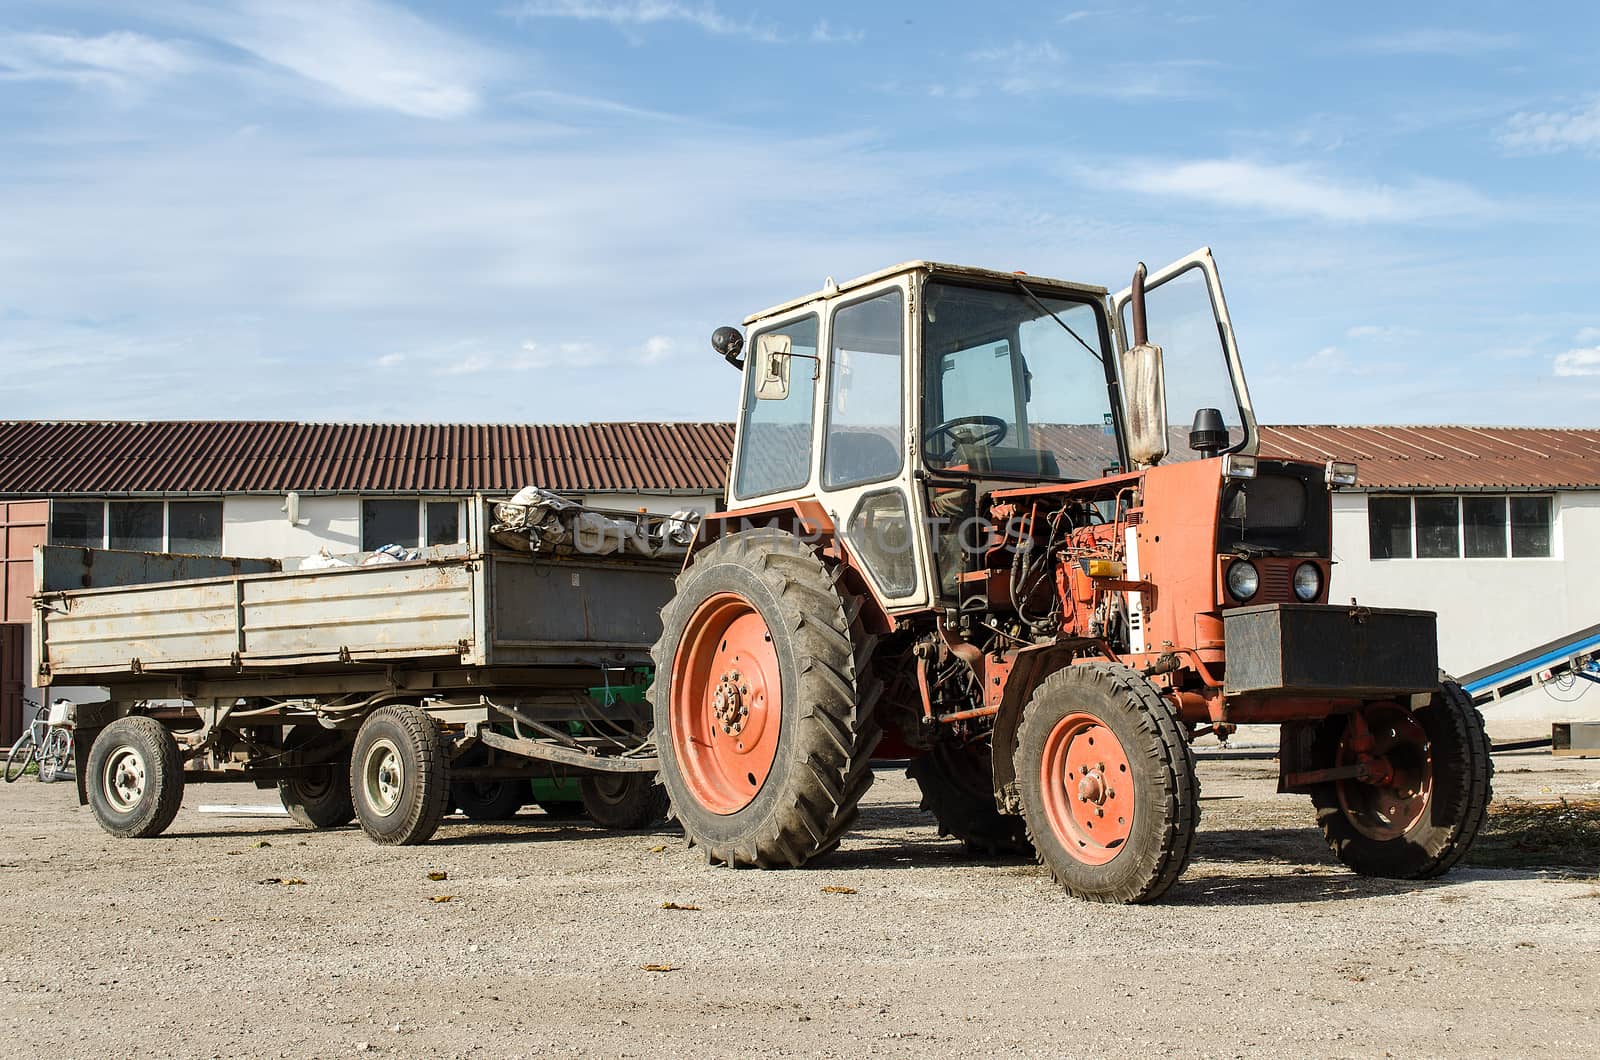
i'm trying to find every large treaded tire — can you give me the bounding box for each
[86,717,186,839]
[907,741,1032,856]
[278,725,355,829]
[579,774,670,829]
[1013,663,1199,903]
[651,530,881,868]
[1311,681,1492,879]
[350,704,450,846]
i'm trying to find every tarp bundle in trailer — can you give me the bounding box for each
[490,487,699,558]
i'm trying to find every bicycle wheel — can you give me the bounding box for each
[39,731,69,784]
[4,736,36,783]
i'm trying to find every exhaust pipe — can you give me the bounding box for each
[1130,262,1149,346]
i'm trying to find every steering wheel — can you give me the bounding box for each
[925,415,1008,461]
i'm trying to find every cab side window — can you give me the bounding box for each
[823,290,905,490]
[735,315,819,499]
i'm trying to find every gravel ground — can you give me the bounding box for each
[1,751,1597,1059]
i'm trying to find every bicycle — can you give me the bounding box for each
[5,699,75,784]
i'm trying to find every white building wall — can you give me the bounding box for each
[1328,490,1600,675]
[222,495,361,563]
[217,492,723,564]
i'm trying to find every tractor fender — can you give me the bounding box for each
[988,644,1082,814]
[688,499,895,636]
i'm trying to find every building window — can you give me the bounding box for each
[50,501,105,549]
[108,501,164,552]
[53,499,227,553]
[1368,494,1553,559]
[167,500,224,556]
[425,501,460,546]
[362,499,464,551]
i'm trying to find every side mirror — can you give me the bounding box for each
[753,332,792,401]
[1120,341,1169,468]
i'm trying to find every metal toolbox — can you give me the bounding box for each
[1223,603,1439,698]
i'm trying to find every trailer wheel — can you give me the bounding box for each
[651,529,880,868]
[907,741,1031,856]
[350,705,449,845]
[86,717,186,839]
[278,726,355,830]
[449,746,525,821]
[1013,664,1198,903]
[578,773,669,829]
[1311,682,1492,879]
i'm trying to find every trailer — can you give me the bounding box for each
[33,496,689,844]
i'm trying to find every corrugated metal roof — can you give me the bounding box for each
[1258,425,1600,490]
[0,421,736,496]
[0,421,1594,496]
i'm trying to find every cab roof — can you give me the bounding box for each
[743,261,1111,326]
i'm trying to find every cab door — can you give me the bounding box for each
[1112,247,1259,457]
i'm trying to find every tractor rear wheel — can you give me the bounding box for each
[651,529,880,868]
[1013,663,1198,903]
[907,740,1031,856]
[1310,682,1492,879]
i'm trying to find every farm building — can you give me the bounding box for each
[1,420,1597,741]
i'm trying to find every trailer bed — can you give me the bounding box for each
[34,544,677,684]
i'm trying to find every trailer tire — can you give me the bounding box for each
[579,773,669,829]
[651,529,880,869]
[278,726,355,830]
[86,716,185,839]
[449,746,526,821]
[1013,663,1198,903]
[907,741,1032,856]
[1311,682,1492,879]
[350,705,450,845]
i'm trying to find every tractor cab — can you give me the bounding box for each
[718,250,1258,613]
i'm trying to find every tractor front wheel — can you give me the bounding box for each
[651,530,879,868]
[1013,663,1199,903]
[1310,682,1492,879]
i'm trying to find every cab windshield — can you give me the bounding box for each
[921,280,1119,481]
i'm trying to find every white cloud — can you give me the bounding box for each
[1359,29,1519,55]
[642,335,675,362]
[1501,98,1600,154]
[510,1,790,43]
[809,20,862,45]
[0,30,192,92]
[375,352,405,368]
[1554,347,1600,377]
[1579,327,1600,343]
[1345,324,1415,341]
[1086,158,1494,224]
[178,0,494,119]
[964,42,1217,101]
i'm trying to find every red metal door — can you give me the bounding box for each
[2,501,47,625]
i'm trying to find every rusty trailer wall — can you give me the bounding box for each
[32,544,676,687]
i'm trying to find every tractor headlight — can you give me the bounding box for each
[1292,562,1322,601]
[1225,560,1259,602]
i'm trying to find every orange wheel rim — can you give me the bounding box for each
[1335,704,1432,841]
[669,592,781,815]
[1039,711,1133,866]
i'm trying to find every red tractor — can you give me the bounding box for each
[650,250,1491,902]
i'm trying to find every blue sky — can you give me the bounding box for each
[2,1,1598,426]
